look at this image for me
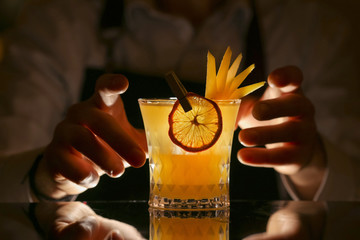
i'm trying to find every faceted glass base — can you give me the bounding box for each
[149,195,229,210]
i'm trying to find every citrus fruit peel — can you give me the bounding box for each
[168,92,223,152]
[205,46,266,100]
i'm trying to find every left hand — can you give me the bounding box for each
[35,202,145,240]
[237,66,326,199]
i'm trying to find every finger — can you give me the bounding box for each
[243,232,290,240]
[239,120,314,147]
[253,93,315,121]
[130,128,148,156]
[105,230,124,240]
[236,95,257,124]
[268,66,303,93]
[237,146,305,170]
[46,143,100,188]
[66,103,146,168]
[75,107,146,167]
[97,217,145,240]
[93,74,129,108]
[55,216,99,240]
[55,121,125,177]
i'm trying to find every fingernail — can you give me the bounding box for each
[79,171,99,188]
[281,84,298,93]
[99,91,119,107]
[123,159,130,168]
[106,230,124,240]
[268,81,276,88]
[106,168,125,178]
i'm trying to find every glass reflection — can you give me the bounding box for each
[1,201,360,239]
[242,201,326,239]
[33,202,145,240]
[149,208,229,240]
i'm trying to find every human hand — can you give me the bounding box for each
[35,201,145,240]
[33,74,147,200]
[243,202,326,240]
[237,66,326,199]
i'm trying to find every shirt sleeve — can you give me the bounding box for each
[281,137,360,201]
[0,148,44,202]
[316,139,360,200]
[0,0,104,156]
[262,1,360,200]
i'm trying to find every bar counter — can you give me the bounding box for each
[1,200,359,239]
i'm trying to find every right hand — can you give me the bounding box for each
[237,66,326,200]
[243,202,326,240]
[34,74,147,200]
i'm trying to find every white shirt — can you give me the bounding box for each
[0,0,359,201]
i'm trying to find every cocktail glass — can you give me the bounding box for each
[139,98,240,209]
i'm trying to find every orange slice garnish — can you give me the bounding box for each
[168,92,223,152]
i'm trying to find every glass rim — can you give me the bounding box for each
[138,97,241,104]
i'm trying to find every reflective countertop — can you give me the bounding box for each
[1,200,359,239]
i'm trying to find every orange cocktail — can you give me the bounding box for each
[139,47,265,209]
[139,98,240,209]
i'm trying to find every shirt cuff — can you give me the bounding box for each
[281,137,358,201]
[0,148,44,202]
[316,138,357,200]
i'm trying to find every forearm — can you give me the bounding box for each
[287,136,327,200]
[282,136,360,201]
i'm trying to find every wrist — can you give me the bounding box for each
[29,153,76,201]
[288,136,327,200]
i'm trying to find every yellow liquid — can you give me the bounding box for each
[150,211,229,240]
[139,99,240,208]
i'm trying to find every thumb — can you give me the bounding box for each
[237,95,259,129]
[93,74,129,108]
